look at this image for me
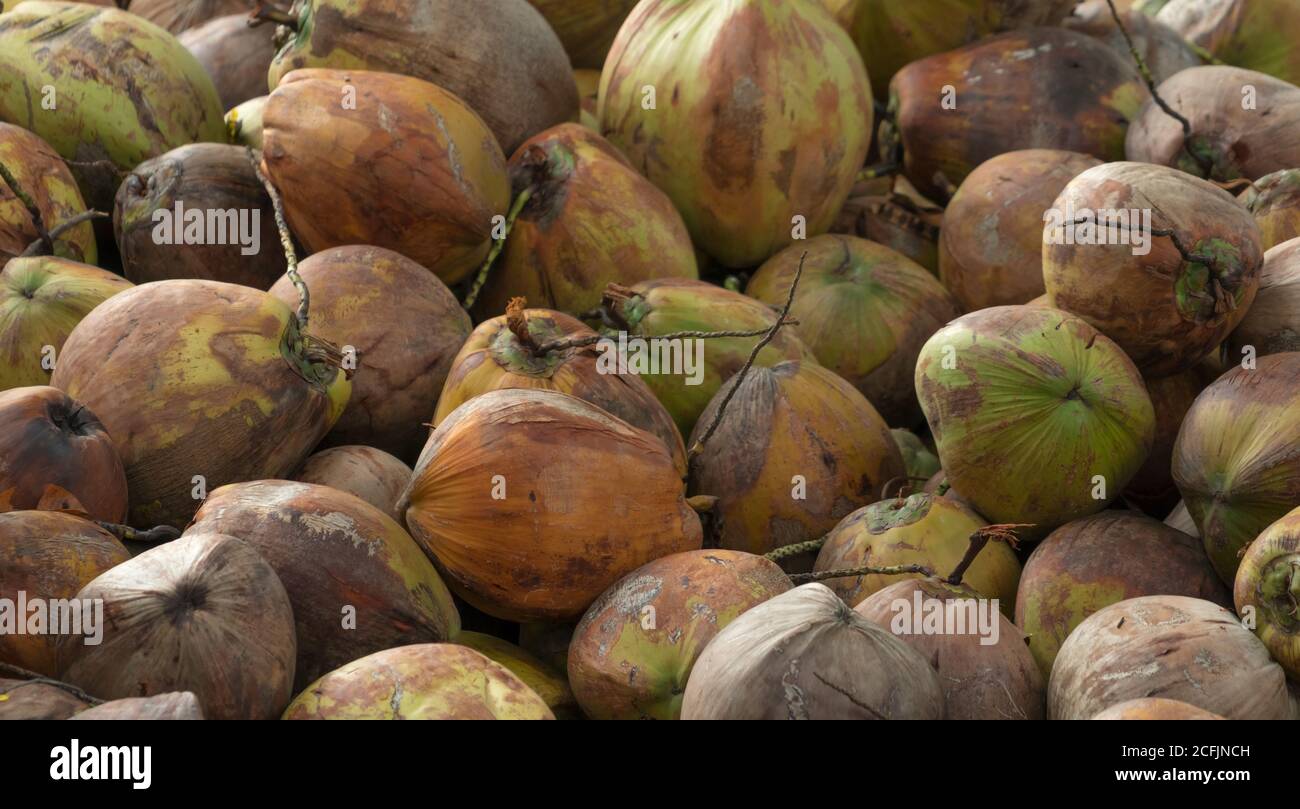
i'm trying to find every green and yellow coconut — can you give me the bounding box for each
[0,123,95,264]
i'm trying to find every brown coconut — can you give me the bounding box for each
[1092,698,1226,720]
[1064,1,1201,84]
[179,13,280,109]
[59,532,298,720]
[187,480,460,691]
[1241,169,1300,250]
[680,583,945,720]
[70,692,204,720]
[0,122,96,264]
[1227,238,1300,357]
[292,445,412,524]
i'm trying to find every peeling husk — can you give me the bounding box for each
[400,388,703,623]
[1240,170,1300,250]
[471,124,699,320]
[1172,352,1300,583]
[434,306,686,476]
[688,360,906,557]
[262,69,509,285]
[70,692,204,720]
[1048,595,1289,720]
[855,578,1044,720]
[269,245,470,460]
[268,0,577,156]
[1015,511,1229,677]
[1233,506,1300,679]
[916,305,1156,531]
[1092,698,1225,720]
[59,532,298,720]
[680,583,945,720]
[747,234,960,426]
[1125,364,1216,514]
[939,149,1102,312]
[457,631,579,720]
[569,549,792,720]
[1126,66,1300,181]
[292,445,412,524]
[882,28,1147,201]
[0,677,89,719]
[179,13,280,109]
[1155,0,1300,86]
[526,0,638,69]
[1064,0,1201,84]
[225,95,268,150]
[1043,162,1262,377]
[0,123,96,264]
[282,643,555,720]
[127,0,256,33]
[50,280,351,528]
[1226,237,1300,357]
[599,0,873,268]
[831,189,942,274]
[0,510,129,676]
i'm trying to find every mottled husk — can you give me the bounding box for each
[1226,238,1300,357]
[0,123,96,264]
[70,692,204,720]
[179,13,279,109]
[293,445,412,524]
[1234,507,1300,679]
[457,631,580,720]
[1064,0,1201,84]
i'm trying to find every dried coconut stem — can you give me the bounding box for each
[94,521,181,545]
[0,662,104,706]
[764,536,827,562]
[248,2,298,30]
[463,185,534,310]
[505,296,539,352]
[247,147,308,331]
[0,162,52,254]
[20,210,109,258]
[533,321,798,356]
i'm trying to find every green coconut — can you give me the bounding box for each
[892,429,940,482]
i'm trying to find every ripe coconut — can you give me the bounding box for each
[939,150,1102,312]
[1241,170,1300,250]
[179,13,278,110]
[269,245,471,460]
[1126,66,1300,181]
[916,305,1156,530]
[188,481,459,690]
[600,278,815,439]
[526,0,637,69]
[0,2,226,210]
[0,257,131,391]
[60,532,298,720]
[832,188,943,274]
[0,510,129,676]
[283,643,555,720]
[1173,352,1300,583]
[688,360,906,557]
[401,389,703,623]
[114,144,285,289]
[70,692,204,720]
[1048,595,1290,720]
[0,123,96,264]
[881,28,1147,201]
[458,631,580,720]
[1125,365,1215,513]
[599,0,873,268]
[680,583,945,720]
[226,95,267,150]
[267,0,577,156]
[746,234,960,426]
[1092,698,1225,720]
[813,492,1020,612]
[1234,506,1300,679]
[855,578,1044,720]
[1226,238,1300,357]
[262,69,509,285]
[0,387,127,521]
[433,303,685,475]
[1015,511,1229,676]
[50,280,351,528]
[127,0,255,33]
[568,549,792,720]
[893,429,940,482]
[470,124,699,320]
[1155,0,1300,86]
[0,679,88,720]
[1064,0,1200,84]
[293,445,411,524]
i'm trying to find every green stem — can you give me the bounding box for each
[463,186,534,311]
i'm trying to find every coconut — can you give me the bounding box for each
[292,445,411,524]
[680,583,945,719]
[470,124,699,320]
[50,280,350,528]
[1241,170,1300,250]
[939,150,1102,312]
[267,0,577,156]
[0,678,88,719]
[1226,238,1300,358]
[226,95,267,150]
[601,278,815,439]
[0,387,127,521]
[457,631,580,720]
[1165,499,1199,536]
[70,692,204,720]
[268,245,470,461]
[568,549,792,720]
[262,69,509,285]
[1126,66,1300,181]
[1155,0,1300,86]
[1044,162,1261,377]
[1015,511,1230,676]
[0,3,226,210]
[855,578,1045,720]
[922,470,982,515]
[401,388,703,623]
[1092,698,1226,720]
[916,305,1156,530]
[0,123,96,264]
[1048,595,1290,719]
[599,0,873,268]
[813,492,1019,611]
[114,144,285,289]
[574,69,600,130]
[433,304,685,475]
[1064,1,1201,84]
[0,511,129,676]
[832,189,943,274]
[1234,506,1300,679]
[178,13,277,110]
[127,0,254,33]
[0,258,131,391]
[60,532,297,720]
[1125,365,1215,514]
[881,28,1147,201]
[1173,352,1300,583]
[519,622,574,673]
[282,643,555,720]
[526,0,637,69]
[688,360,906,557]
[746,235,959,426]
[893,429,940,482]
[188,480,459,691]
